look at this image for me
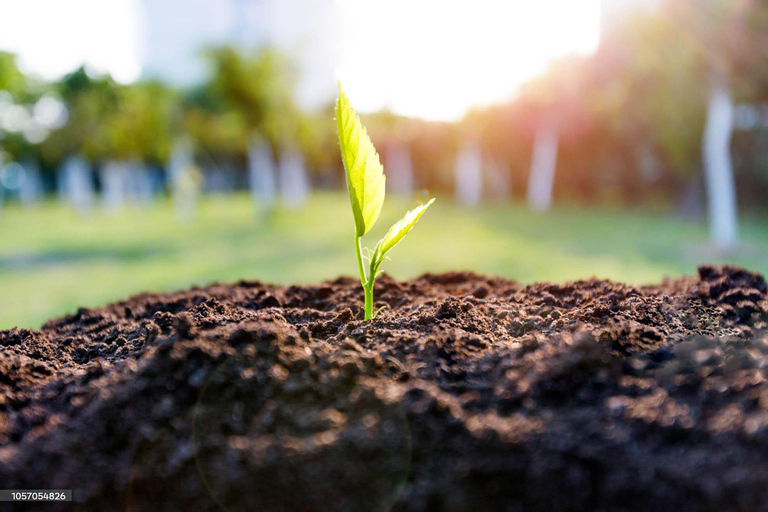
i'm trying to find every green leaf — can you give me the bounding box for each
[336,84,386,237]
[372,198,435,271]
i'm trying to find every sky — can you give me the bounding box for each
[0,0,600,121]
[336,0,601,120]
[0,0,141,84]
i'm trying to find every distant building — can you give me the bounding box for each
[138,0,339,110]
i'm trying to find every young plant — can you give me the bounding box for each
[336,85,435,321]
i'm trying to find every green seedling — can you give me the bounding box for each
[336,84,435,321]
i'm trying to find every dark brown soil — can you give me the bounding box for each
[1,266,768,511]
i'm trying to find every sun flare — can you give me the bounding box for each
[336,0,601,121]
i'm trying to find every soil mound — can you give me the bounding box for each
[1,266,767,511]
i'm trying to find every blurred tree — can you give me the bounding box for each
[596,12,706,178]
[518,55,594,212]
[667,0,733,247]
[0,52,56,184]
[183,107,248,158]
[0,52,29,101]
[105,81,176,164]
[666,0,768,248]
[41,68,176,165]
[295,104,338,180]
[592,10,707,214]
[39,67,120,164]
[365,109,421,196]
[185,46,300,157]
[185,46,320,208]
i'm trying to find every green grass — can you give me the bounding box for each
[1,192,767,330]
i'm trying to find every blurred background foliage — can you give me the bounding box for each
[1,0,767,210]
[1,0,768,328]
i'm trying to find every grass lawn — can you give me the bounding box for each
[1,191,767,330]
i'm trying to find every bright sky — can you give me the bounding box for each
[0,0,141,84]
[337,0,601,120]
[0,0,600,121]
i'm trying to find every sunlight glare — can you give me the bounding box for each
[0,0,141,83]
[336,0,601,121]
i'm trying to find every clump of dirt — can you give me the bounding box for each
[1,265,767,511]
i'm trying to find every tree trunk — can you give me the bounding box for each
[60,156,94,213]
[702,76,738,249]
[454,142,482,207]
[248,138,277,212]
[101,160,128,211]
[527,116,559,213]
[278,147,310,209]
[169,138,200,222]
[19,160,43,207]
[125,161,154,205]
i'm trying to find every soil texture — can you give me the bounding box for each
[1,265,768,511]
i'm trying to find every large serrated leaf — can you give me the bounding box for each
[373,198,435,264]
[336,85,386,237]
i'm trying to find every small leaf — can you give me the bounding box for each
[336,84,386,236]
[372,198,435,268]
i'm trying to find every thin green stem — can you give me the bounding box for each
[355,234,374,320]
[364,284,374,321]
[355,234,367,286]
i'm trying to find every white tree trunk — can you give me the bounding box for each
[60,155,94,213]
[169,138,200,222]
[527,117,559,213]
[702,76,738,249]
[386,143,414,196]
[278,147,310,209]
[101,160,128,211]
[126,161,154,205]
[19,160,43,206]
[248,138,277,211]
[454,143,482,207]
[170,138,194,180]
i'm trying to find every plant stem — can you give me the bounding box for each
[355,234,367,286]
[364,284,374,321]
[355,234,374,320]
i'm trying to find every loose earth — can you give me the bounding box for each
[1,266,767,511]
